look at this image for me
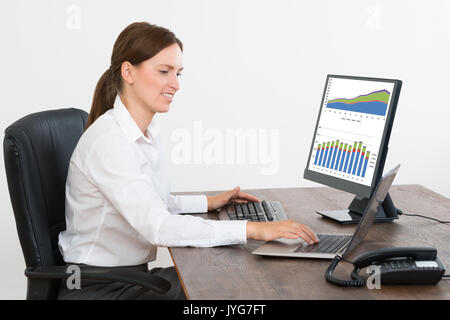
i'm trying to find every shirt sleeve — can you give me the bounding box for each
[167,194,208,214]
[84,134,247,247]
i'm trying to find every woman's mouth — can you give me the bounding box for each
[161,92,174,102]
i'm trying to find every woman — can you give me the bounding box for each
[58,22,319,300]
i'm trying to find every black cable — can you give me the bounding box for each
[401,213,450,224]
[324,255,366,287]
[400,212,449,277]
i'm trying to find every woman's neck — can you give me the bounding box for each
[119,93,155,137]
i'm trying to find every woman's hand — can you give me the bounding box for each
[246,220,320,244]
[207,186,260,211]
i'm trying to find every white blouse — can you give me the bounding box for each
[58,96,247,267]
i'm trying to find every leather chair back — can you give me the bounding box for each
[3,108,88,298]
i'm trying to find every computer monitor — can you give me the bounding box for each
[303,74,402,224]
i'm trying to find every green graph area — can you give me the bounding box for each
[328,89,390,104]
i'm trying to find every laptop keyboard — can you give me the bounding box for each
[227,202,350,254]
[226,201,284,222]
[294,234,352,254]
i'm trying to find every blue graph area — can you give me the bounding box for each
[326,101,388,116]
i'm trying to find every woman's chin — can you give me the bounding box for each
[156,105,170,113]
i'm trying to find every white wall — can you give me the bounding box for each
[1,0,449,299]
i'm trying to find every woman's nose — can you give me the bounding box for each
[169,73,180,91]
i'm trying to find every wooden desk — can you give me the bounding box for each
[169,185,450,299]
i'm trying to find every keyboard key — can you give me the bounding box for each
[226,206,237,219]
[254,202,264,214]
[236,205,243,219]
[228,200,288,222]
[248,202,256,215]
[261,201,274,221]
[326,236,350,253]
[241,204,250,218]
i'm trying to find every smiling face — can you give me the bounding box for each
[122,43,183,115]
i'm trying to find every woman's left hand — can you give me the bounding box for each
[207,186,260,212]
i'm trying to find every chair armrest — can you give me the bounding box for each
[25,266,171,294]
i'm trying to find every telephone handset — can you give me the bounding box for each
[325,247,446,287]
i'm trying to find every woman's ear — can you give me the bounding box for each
[121,61,134,85]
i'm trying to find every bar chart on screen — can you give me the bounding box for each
[308,76,394,186]
[312,139,374,180]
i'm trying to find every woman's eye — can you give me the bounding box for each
[159,70,182,77]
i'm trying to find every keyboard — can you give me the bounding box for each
[226,200,288,222]
[294,234,352,254]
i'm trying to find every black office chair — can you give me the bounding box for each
[3,108,170,300]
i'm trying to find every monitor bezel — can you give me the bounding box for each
[303,74,402,199]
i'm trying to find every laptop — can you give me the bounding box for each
[218,164,400,259]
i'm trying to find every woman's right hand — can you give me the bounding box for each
[246,220,320,244]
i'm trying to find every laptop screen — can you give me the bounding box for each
[343,164,400,257]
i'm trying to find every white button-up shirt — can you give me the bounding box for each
[58,96,247,267]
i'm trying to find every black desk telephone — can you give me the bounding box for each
[325,247,446,287]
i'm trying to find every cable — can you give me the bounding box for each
[401,213,450,224]
[324,255,366,287]
[400,211,449,278]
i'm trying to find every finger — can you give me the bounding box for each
[277,225,307,243]
[283,230,313,243]
[282,223,315,244]
[287,221,318,243]
[283,232,300,240]
[300,225,319,243]
[229,187,241,199]
[236,191,260,202]
[231,199,248,204]
[295,231,316,245]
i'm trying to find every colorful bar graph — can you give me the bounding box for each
[314,144,321,165]
[339,143,347,171]
[331,140,339,169]
[326,141,335,168]
[343,144,351,172]
[334,142,343,170]
[312,140,372,178]
[357,146,366,176]
[352,142,362,175]
[362,151,370,178]
[322,142,330,166]
[348,142,357,174]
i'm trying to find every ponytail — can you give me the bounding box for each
[85,22,183,130]
[85,67,118,130]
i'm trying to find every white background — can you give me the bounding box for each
[1,0,449,299]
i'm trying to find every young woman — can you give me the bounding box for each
[58,22,319,300]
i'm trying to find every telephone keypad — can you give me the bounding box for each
[382,259,417,271]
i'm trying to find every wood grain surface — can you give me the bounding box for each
[170,185,450,299]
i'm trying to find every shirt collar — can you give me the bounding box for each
[113,95,160,143]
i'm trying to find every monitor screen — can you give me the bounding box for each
[304,75,401,198]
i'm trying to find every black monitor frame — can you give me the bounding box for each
[303,74,402,224]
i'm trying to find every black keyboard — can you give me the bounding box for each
[294,234,352,254]
[226,200,287,222]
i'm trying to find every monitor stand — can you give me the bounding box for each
[317,192,400,224]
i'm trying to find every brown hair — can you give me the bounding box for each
[86,22,183,129]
